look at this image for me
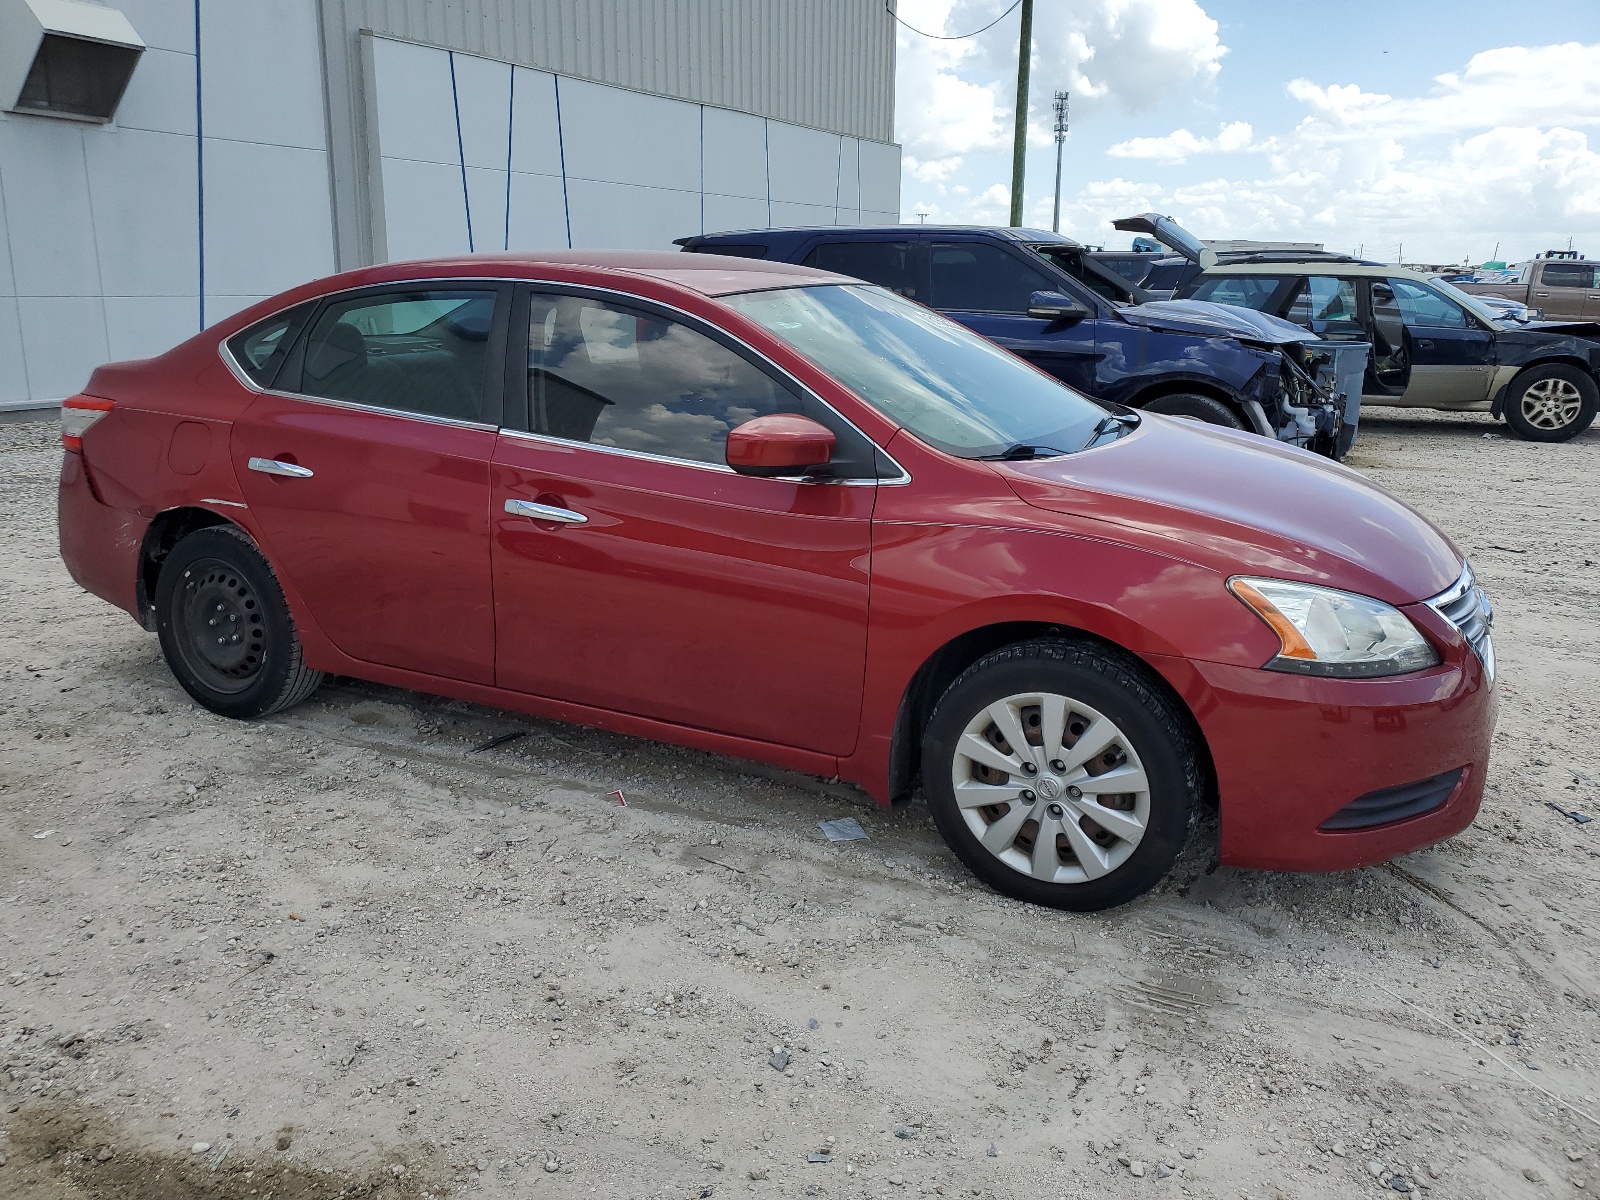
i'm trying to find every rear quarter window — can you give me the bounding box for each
[226,303,313,387]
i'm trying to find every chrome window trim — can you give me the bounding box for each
[497,424,899,486]
[217,274,910,483]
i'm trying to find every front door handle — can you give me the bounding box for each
[505,498,587,525]
[248,457,314,479]
[1416,339,1435,350]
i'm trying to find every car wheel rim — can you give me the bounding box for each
[950,692,1150,884]
[1520,378,1582,430]
[174,558,266,694]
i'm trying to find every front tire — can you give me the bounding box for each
[1141,392,1246,429]
[1503,364,1598,442]
[155,525,324,719]
[922,639,1200,911]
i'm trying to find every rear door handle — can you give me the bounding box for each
[248,457,314,479]
[505,498,587,525]
[1416,339,1435,350]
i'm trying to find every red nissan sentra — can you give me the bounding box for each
[57,252,1495,910]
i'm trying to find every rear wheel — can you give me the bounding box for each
[155,525,323,719]
[921,639,1200,911]
[1503,364,1597,442]
[1141,392,1246,429]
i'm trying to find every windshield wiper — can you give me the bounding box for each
[979,443,1068,460]
[1080,412,1141,449]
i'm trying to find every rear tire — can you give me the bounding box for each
[921,639,1200,911]
[155,525,324,719]
[1141,392,1246,429]
[1502,364,1597,442]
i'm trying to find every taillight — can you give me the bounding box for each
[61,396,114,452]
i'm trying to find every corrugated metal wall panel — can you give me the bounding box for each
[327,0,891,139]
[319,0,895,267]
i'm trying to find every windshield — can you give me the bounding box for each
[723,284,1110,458]
[1429,278,1513,326]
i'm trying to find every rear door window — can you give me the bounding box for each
[1540,262,1597,289]
[928,242,1055,313]
[292,289,499,423]
[803,241,919,298]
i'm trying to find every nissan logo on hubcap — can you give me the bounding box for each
[1035,776,1063,800]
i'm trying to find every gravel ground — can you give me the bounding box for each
[2,410,1598,1200]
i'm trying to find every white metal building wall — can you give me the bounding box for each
[0,0,336,407]
[364,35,901,262]
[0,0,899,407]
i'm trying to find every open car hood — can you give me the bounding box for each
[1117,299,1320,346]
[1111,213,1217,268]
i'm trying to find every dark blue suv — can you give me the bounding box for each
[676,226,1359,458]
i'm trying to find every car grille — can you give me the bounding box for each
[1427,565,1494,683]
[1319,767,1465,831]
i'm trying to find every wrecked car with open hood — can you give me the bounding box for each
[676,224,1366,459]
[1139,209,1600,442]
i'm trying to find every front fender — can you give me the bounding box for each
[838,518,1278,803]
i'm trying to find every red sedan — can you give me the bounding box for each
[57,252,1496,910]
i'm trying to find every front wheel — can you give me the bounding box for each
[1140,392,1246,429]
[922,640,1201,911]
[1503,364,1598,442]
[155,525,324,719]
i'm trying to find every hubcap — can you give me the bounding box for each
[950,692,1151,885]
[174,558,265,694]
[1520,378,1582,430]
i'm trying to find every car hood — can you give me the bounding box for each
[997,415,1463,605]
[1115,299,1319,346]
[1518,319,1600,339]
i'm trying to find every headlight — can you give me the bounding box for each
[1228,577,1440,678]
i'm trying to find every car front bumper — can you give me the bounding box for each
[1149,634,1495,873]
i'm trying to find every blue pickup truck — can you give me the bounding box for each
[676,225,1363,459]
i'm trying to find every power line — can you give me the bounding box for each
[887,0,1024,41]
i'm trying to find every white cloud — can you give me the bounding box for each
[894,0,1225,178]
[1107,121,1268,164]
[901,27,1600,263]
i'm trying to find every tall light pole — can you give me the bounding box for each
[1008,0,1034,227]
[1051,91,1069,233]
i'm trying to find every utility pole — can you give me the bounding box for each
[1008,0,1034,227]
[1050,91,1069,233]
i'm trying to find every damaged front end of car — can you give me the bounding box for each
[1130,299,1369,460]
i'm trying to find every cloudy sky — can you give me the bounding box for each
[893,0,1600,264]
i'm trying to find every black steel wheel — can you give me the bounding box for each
[155,525,324,718]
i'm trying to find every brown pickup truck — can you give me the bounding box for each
[1458,256,1600,320]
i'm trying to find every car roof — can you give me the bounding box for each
[344,250,849,298]
[1202,261,1433,282]
[683,225,1085,249]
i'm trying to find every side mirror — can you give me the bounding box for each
[1028,291,1092,323]
[726,414,836,477]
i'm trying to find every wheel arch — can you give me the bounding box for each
[1123,376,1253,427]
[1491,355,1599,417]
[885,620,1217,809]
[136,506,238,630]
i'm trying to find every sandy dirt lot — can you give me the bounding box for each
[2,411,1598,1200]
